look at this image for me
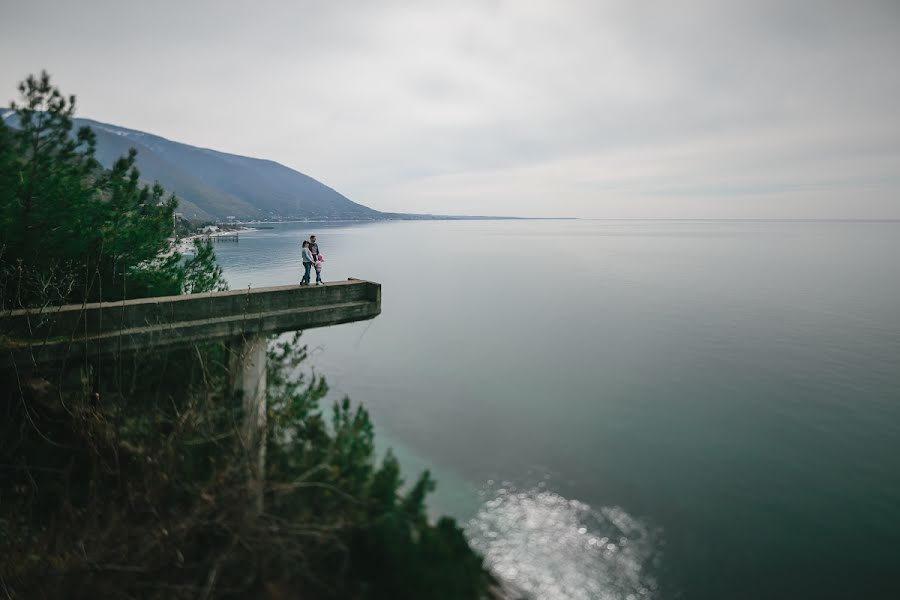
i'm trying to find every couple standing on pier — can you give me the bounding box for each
[301,234,324,285]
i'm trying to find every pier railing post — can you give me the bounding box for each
[227,334,267,513]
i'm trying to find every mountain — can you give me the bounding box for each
[1,111,383,222]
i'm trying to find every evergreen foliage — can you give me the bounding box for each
[266,336,494,599]
[0,71,226,309]
[0,335,494,599]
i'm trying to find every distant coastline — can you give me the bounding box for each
[236,215,578,224]
[174,225,257,255]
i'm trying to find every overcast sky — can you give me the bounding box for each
[2,0,899,218]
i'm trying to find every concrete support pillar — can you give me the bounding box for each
[227,335,267,512]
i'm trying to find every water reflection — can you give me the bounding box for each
[468,483,663,600]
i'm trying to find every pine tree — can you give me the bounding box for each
[0,71,226,308]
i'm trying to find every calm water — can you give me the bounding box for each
[214,220,900,600]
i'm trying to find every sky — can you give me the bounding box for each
[2,0,899,218]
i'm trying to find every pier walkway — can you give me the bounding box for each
[1,279,381,510]
[0,278,380,367]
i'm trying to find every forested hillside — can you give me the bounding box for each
[0,110,383,222]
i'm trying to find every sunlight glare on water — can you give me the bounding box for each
[468,484,662,600]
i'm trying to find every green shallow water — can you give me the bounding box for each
[214,219,900,600]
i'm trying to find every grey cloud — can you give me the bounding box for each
[1,0,898,217]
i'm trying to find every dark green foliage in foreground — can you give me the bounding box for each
[0,71,226,308]
[183,237,227,294]
[266,337,493,599]
[0,336,493,599]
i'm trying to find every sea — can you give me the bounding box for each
[213,219,900,600]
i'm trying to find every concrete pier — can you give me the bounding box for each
[0,279,381,367]
[228,334,268,512]
[1,279,382,511]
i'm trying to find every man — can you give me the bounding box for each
[309,234,323,285]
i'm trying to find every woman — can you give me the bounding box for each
[300,240,314,285]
